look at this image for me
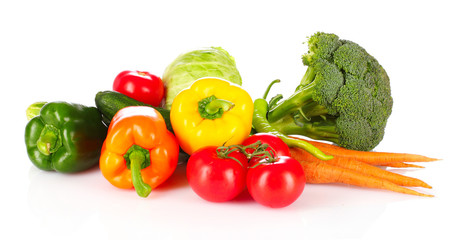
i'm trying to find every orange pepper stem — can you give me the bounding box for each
[129,150,152,198]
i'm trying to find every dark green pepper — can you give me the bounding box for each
[25,101,107,173]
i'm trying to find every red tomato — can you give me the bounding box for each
[113,70,165,107]
[186,146,248,202]
[242,133,291,162]
[246,156,305,208]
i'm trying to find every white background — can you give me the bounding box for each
[1,1,470,239]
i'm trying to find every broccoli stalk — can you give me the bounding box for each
[267,83,339,142]
[266,32,393,151]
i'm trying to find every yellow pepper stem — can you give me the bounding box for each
[205,98,234,114]
[198,95,235,119]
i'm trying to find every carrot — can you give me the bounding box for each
[290,147,434,197]
[375,162,424,168]
[292,137,439,165]
[316,154,432,188]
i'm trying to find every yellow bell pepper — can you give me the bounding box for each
[170,77,254,155]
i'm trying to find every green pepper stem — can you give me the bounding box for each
[129,151,152,198]
[36,124,62,156]
[205,98,235,114]
[263,79,281,100]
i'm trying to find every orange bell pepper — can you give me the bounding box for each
[99,106,179,197]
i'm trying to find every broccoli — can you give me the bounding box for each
[267,32,393,151]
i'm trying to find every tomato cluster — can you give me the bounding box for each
[186,133,306,208]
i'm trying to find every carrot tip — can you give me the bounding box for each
[407,187,434,197]
[408,189,434,197]
[422,157,441,162]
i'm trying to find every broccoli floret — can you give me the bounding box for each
[267,32,393,151]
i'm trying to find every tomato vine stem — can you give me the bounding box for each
[216,140,278,167]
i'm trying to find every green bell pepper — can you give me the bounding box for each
[25,101,107,173]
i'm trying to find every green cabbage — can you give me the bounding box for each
[162,47,242,109]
